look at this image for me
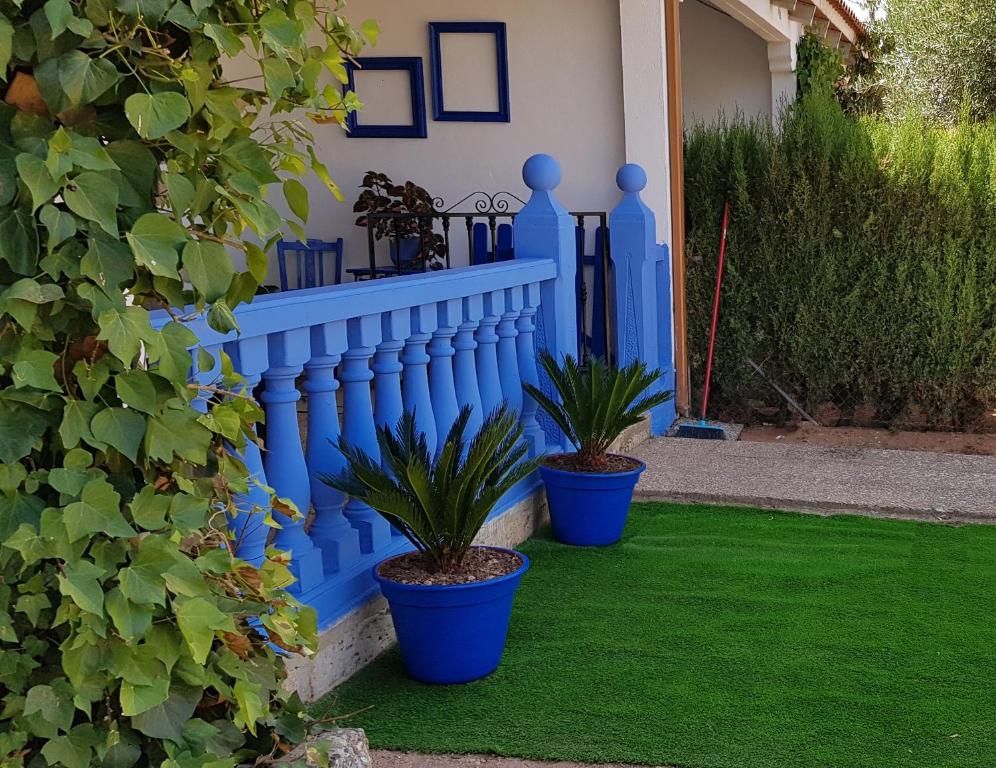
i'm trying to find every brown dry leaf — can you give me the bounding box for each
[222,631,252,659]
[5,72,48,115]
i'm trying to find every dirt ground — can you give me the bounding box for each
[372,752,667,768]
[741,422,996,457]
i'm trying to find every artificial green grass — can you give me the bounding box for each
[313,503,996,768]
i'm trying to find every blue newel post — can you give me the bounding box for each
[609,163,677,434]
[513,154,578,450]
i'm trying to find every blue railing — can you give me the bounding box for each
[152,155,676,628]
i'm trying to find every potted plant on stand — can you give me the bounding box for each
[353,172,446,271]
[525,352,672,547]
[322,406,538,684]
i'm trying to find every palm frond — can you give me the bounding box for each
[321,404,537,573]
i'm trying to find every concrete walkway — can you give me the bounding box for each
[631,437,996,523]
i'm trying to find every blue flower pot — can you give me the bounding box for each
[373,547,529,684]
[389,237,421,267]
[539,458,646,546]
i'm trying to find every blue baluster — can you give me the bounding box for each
[373,310,411,434]
[340,316,393,553]
[496,287,524,415]
[428,299,461,452]
[475,290,504,417]
[453,295,484,435]
[262,328,324,592]
[304,320,362,573]
[224,335,271,567]
[516,283,545,456]
[401,304,437,452]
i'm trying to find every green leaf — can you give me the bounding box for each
[16,153,61,211]
[175,596,235,664]
[128,485,169,530]
[360,18,380,45]
[58,559,105,615]
[259,8,298,56]
[126,213,188,277]
[59,399,100,450]
[65,133,118,170]
[153,321,196,382]
[105,140,156,209]
[308,146,344,202]
[130,685,201,742]
[261,56,295,99]
[233,679,265,735]
[64,171,119,236]
[24,684,74,736]
[124,91,191,140]
[0,15,13,78]
[144,407,212,464]
[58,50,121,106]
[105,588,154,644]
[40,204,77,247]
[0,206,39,275]
[164,171,195,217]
[97,306,155,364]
[81,232,133,291]
[63,477,135,541]
[203,23,243,56]
[40,729,94,768]
[283,178,309,222]
[3,277,65,304]
[182,240,234,301]
[246,242,268,283]
[0,399,48,461]
[115,370,158,413]
[12,348,60,391]
[90,406,146,461]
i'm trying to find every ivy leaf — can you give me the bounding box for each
[0,15,12,78]
[203,23,243,56]
[105,140,156,209]
[105,588,155,644]
[0,399,48,461]
[15,153,61,211]
[175,597,235,664]
[58,559,105,615]
[97,306,155,364]
[90,406,146,461]
[130,685,201,742]
[308,146,344,202]
[360,18,380,46]
[63,477,135,541]
[128,486,169,530]
[233,679,265,736]
[182,240,234,301]
[115,370,158,413]
[81,232,133,291]
[259,8,297,57]
[283,178,309,222]
[58,50,121,106]
[59,399,100,450]
[124,92,191,140]
[0,206,40,275]
[64,171,119,236]
[153,322,196,381]
[261,57,294,99]
[144,407,212,465]
[24,684,74,737]
[12,348,60,391]
[40,729,95,768]
[40,204,77,247]
[245,242,268,283]
[126,213,187,277]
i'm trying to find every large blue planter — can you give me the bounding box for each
[374,547,529,684]
[539,459,646,546]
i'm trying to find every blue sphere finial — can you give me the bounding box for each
[523,154,561,192]
[617,164,647,194]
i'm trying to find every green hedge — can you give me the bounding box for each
[684,95,996,430]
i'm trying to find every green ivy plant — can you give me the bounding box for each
[0,0,375,764]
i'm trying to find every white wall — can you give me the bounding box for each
[680,0,773,124]
[231,0,629,282]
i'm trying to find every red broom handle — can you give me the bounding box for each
[700,201,730,420]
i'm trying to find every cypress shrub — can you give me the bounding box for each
[684,95,996,430]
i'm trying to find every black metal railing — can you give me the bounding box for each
[354,192,612,361]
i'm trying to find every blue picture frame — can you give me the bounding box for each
[344,57,428,139]
[428,22,510,123]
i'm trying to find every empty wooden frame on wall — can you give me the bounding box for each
[428,22,510,123]
[344,57,428,138]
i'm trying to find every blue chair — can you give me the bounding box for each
[276,238,344,291]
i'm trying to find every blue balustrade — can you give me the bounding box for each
[147,155,674,628]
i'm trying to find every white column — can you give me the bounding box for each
[768,40,798,121]
[618,0,671,246]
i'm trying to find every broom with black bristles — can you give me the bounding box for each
[676,200,731,440]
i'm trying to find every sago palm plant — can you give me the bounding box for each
[322,405,538,573]
[524,352,672,471]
